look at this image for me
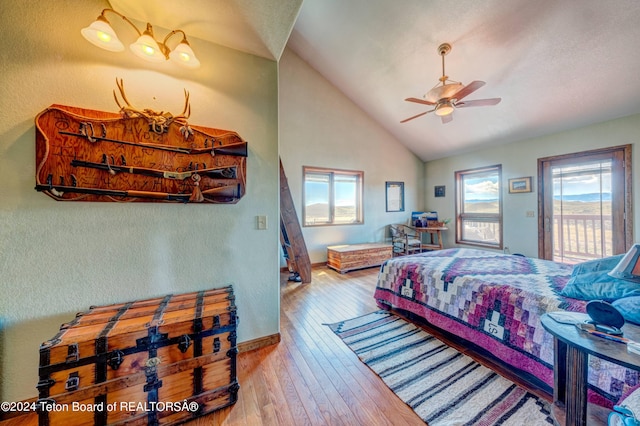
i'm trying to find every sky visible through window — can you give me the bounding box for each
[464,175,499,202]
[305,179,356,206]
[552,161,612,199]
[462,161,612,203]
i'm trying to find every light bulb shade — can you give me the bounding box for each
[609,244,640,282]
[435,102,454,116]
[425,83,463,103]
[81,18,124,52]
[130,32,165,63]
[169,40,200,69]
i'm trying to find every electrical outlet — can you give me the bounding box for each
[257,215,267,230]
[526,211,535,217]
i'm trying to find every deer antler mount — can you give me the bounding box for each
[113,78,193,138]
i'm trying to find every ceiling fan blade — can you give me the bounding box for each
[400,110,432,123]
[441,114,453,124]
[405,97,436,106]
[456,98,502,108]
[451,80,486,101]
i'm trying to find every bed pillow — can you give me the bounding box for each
[612,297,640,325]
[560,271,640,301]
[570,254,624,276]
[561,261,640,301]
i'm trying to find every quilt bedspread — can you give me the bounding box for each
[373,248,638,404]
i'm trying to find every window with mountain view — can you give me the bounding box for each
[538,146,631,263]
[303,166,363,226]
[455,165,502,248]
[551,160,612,262]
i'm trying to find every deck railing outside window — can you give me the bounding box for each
[461,221,500,246]
[553,214,612,263]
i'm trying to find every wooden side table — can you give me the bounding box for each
[541,313,640,426]
[413,227,447,251]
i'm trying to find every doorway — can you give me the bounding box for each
[538,145,632,263]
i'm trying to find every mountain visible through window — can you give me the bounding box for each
[303,166,363,226]
[455,165,502,248]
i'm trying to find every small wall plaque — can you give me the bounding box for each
[508,177,532,194]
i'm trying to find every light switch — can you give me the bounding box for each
[257,215,267,230]
[526,211,535,217]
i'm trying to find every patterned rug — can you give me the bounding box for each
[327,310,558,426]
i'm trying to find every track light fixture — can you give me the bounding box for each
[81,9,200,69]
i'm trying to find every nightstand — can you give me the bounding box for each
[541,313,640,426]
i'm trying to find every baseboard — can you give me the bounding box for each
[238,333,281,353]
[280,262,326,273]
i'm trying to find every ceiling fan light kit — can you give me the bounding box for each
[435,102,454,116]
[402,42,501,124]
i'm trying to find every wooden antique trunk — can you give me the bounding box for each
[36,286,238,426]
[327,243,393,273]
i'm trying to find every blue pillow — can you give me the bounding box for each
[613,297,640,325]
[561,270,640,301]
[570,254,624,276]
[561,255,637,301]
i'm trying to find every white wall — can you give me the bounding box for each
[279,48,425,262]
[425,114,640,257]
[0,0,279,401]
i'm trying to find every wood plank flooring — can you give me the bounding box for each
[187,265,610,426]
[1,264,610,426]
[188,266,424,425]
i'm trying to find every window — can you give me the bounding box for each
[455,165,502,248]
[303,166,363,226]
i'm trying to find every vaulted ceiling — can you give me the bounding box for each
[110,0,640,162]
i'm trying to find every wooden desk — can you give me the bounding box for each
[541,313,640,426]
[413,227,447,251]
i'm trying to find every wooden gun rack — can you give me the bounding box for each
[35,104,247,203]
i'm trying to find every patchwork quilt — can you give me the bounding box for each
[373,248,638,405]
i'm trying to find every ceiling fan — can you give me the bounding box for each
[401,43,501,124]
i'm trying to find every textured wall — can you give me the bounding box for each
[0,0,279,401]
[424,114,640,256]
[279,48,425,262]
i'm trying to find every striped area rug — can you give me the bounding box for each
[327,310,557,426]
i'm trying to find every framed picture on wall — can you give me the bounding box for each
[434,185,446,197]
[508,177,533,193]
[385,181,404,212]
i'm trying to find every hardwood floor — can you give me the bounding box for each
[188,266,424,425]
[185,265,612,426]
[1,265,610,426]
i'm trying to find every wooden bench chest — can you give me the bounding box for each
[327,243,393,273]
[36,286,238,425]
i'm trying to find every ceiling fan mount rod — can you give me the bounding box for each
[438,43,452,85]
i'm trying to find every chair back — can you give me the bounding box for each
[389,224,402,238]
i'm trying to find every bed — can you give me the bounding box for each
[373,248,639,406]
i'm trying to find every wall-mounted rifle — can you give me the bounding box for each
[35,79,248,203]
[59,124,248,157]
[70,159,237,180]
